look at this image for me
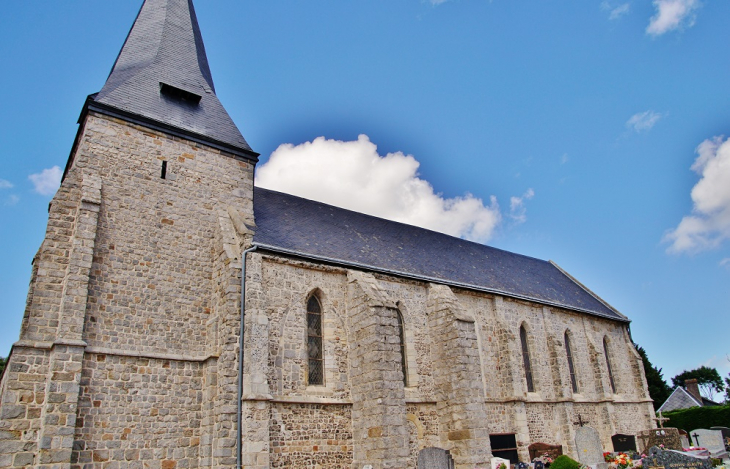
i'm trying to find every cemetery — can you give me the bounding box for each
[465,418,730,469]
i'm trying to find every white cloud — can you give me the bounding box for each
[560,154,569,165]
[509,188,535,224]
[601,2,631,20]
[255,134,507,243]
[0,178,13,189]
[28,166,62,196]
[664,136,730,253]
[4,194,19,206]
[626,110,664,132]
[720,258,730,269]
[646,0,700,36]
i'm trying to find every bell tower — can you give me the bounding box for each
[0,1,257,467]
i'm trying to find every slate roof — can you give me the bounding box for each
[658,387,703,412]
[253,187,628,322]
[90,0,255,159]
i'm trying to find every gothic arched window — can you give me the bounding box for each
[603,337,616,394]
[395,310,408,386]
[520,325,534,392]
[307,295,324,385]
[565,331,578,393]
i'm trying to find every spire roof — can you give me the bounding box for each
[91,0,255,158]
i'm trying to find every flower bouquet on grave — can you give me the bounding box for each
[605,452,633,469]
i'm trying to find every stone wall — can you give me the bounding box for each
[0,113,255,468]
[247,255,654,468]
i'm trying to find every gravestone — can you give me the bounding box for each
[575,426,607,469]
[637,428,683,452]
[710,427,730,450]
[690,429,728,461]
[679,430,690,450]
[491,457,511,469]
[643,446,712,469]
[418,447,455,469]
[611,434,637,453]
[528,443,564,461]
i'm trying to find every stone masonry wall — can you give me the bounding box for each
[251,257,653,467]
[269,403,353,468]
[0,112,254,468]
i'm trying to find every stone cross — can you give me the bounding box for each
[653,411,669,429]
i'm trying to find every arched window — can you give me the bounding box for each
[603,337,616,394]
[520,325,534,392]
[307,295,324,385]
[395,310,408,386]
[565,331,578,393]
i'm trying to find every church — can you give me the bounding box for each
[0,0,655,468]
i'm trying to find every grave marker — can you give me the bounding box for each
[575,426,607,469]
[643,446,712,469]
[690,429,728,461]
[637,428,683,452]
[611,434,637,453]
[418,447,455,469]
[528,443,564,461]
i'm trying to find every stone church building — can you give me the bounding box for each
[0,0,655,467]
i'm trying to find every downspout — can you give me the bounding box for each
[237,245,257,469]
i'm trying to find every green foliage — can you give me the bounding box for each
[549,455,582,469]
[0,356,5,376]
[663,403,730,432]
[725,376,730,404]
[671,366,725,401]
[635,344,672,410]
[710,458,722,468]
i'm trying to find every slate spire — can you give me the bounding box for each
[91,0,255,158]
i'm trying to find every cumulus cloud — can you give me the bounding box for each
[255,135,512,243]
[646,0,700,36]
[0,178,13,189]
[626,110,664,132]
[509,189,535,224]
[601,2,631,20]
[28,166,62,196]
[664,136,730,253]
[4,194,19,206]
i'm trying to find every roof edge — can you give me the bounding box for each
[253,242,631,323]
[87,100,259,161]
[549,260,629,321]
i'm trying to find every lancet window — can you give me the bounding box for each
[603,337,616,393]
[307,295,324,385]
[395,310,408,386]
[565,331,578,393]
[520,325,534,392]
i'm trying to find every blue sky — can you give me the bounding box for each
[1,0,729,395]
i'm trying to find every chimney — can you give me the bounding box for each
[685,379,703,405]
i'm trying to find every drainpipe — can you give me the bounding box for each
[237,245,257,469]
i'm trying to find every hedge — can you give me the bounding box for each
[663,404,730,433]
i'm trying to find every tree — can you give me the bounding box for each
[671,366,725,401]
[635,344,672,410]
[0,356,5,376]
